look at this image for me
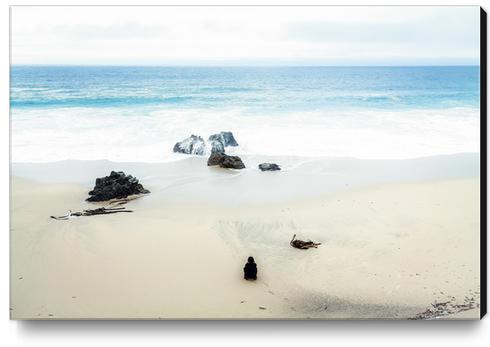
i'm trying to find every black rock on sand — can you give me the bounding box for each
[258,163,281,171]
[207,152,246,169]
[86,171,150,202]
[173,135,206,155]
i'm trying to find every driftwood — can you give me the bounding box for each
[290,234,321,249]
[50,207,133,220]
[82,207,132,216]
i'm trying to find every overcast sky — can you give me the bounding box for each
[11,6,480,65]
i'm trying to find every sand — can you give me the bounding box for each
[10,154,481,319]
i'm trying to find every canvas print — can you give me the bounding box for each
[10,6,484,320]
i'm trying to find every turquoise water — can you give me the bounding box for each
[10,66,480,162]
[11,66,479,110]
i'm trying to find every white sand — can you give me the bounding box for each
[10,154,481,319]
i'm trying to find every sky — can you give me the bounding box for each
[10,6,480,66]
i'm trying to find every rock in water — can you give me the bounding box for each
[258,163,281,171]
[210,140,225,153]
[208,131,239,148]
[173,135,206,155]
[86,171,150,202]
[221,131,239,146]
[207,152,245,169]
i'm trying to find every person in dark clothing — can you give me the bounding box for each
[244,256,257,280]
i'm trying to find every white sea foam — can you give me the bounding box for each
[11,106,480,163]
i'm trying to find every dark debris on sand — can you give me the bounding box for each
[409,292,480,320]
[290,234,321,249]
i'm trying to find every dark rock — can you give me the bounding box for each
[221,155,246,169]
[173,135,206,155]
[258,163,281,171]
[86,171,150,202]
[209,131,239,148]
[210,140,225,153]
[207,152,245,169]
[221,131,239,146]
[207,152,225,166]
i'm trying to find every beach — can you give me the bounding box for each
[10,154,480,319]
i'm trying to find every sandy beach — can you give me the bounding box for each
[10,153,480,319]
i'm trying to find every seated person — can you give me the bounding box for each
[244,256,257,280]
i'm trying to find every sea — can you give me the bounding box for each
[10,65,480,162]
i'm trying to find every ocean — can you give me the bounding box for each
[10,65,480,162]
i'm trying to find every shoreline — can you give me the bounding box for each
[10,154,481,319]
[11,152,480,205]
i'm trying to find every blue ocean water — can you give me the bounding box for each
[11,66,479,111]
[10,66,480,162]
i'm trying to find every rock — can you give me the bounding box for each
[258,163,281,171]
[207,152,245,169]
[221,155,246,169]
[210,140,225,153]
[207,152,225,166]
[86,171,150,202]
[209,131,239,148]
[174,132,237,156]
[221,131,239,146]
[173,135,206,155]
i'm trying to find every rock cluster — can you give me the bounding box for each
[174,131,286,171]
[207,152,246,169]
[86,171,150,202]
[173,131,239,155]
[258,163,281,171]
